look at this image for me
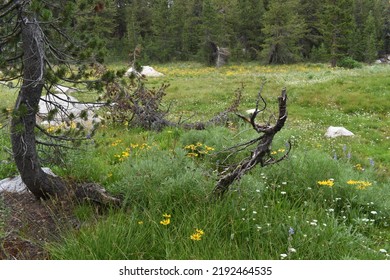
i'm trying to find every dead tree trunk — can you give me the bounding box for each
[213,88,290,198]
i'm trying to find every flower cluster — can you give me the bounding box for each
[114,148,130,162]
[111,139,123,147]
[184,142,215,158]
[317,179,334,187]
[354,163,364,171]
[112,142,150,163]
[45,121,77,134]
[190,228,205,241]
[347,180,372,190]
[160,213,171,226]
[271,148,285,156]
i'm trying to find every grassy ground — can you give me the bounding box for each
[1,62,389,259]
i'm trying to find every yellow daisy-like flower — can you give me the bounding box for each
[162,213,171,218]
[317,179,334,187]
[160,219,170,226]
[190,233,202,241]
[347,180,372,190]
[190,228,205,241]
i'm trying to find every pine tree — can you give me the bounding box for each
[182,0,203,59]
[234,0,265,60]
[0,0,119,200]
[298,0,324,59]
[319,0,354,67]
[126,0,153,59]
[260,0,307,64]
[363,11,378,62]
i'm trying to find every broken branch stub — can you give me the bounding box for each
[213,88,290,198]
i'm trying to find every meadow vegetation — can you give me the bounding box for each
[1,62,389,259]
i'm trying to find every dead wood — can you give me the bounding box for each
[213,87,290,198]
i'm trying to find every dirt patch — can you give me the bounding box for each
[0,191,79,259]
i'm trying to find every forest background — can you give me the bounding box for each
[90,0,390,66]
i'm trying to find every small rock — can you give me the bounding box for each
[125,66,164,77]
[325,126,354,138]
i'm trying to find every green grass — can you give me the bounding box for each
[1,62,390,259]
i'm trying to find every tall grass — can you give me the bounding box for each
[49,126,390,260]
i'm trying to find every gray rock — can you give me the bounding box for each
[0,167,56,193]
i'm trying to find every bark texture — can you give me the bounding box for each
[11,18,67,199]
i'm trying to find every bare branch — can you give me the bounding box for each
[213,88,290,198]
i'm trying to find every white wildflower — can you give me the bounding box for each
[288,248,297,253]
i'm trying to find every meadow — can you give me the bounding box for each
[1,62,389,259]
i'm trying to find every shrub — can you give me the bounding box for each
[337,57,362,69]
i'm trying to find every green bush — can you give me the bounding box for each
[337,57,362,69]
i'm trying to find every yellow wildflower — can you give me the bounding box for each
[187,152,199,157]
[160,219,170,226]
[130,143,139,149]
[138,221,144,225]
[317,179,334,187]
[205,145,215,151]
[190,228,205,241]
[355,164,364,171]
[190,233,202,241]
[162,213,171,218]
[111,139,122,146]
[347,180,372,190]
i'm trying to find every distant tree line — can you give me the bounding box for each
[97,0,390,66]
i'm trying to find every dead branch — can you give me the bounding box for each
[213,87,290,198]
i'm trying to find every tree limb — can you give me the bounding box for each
[213,88,289,198]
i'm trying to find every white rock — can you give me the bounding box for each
[246,109,257,116]
[125,66,164,77]
[325,126,354,138]
[53,85,77,94]
[38,93,102,131]
[0,168,56,193]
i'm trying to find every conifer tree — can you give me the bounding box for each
[363,11,378,62]
[260,0,307,64]
[319,0,354,67]
[0,0,118,200]
[234,0,265,60]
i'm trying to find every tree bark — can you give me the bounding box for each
[10,17,67,199]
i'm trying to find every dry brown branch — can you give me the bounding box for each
[213,87,290,198]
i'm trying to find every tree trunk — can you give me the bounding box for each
[10,18,67,199]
